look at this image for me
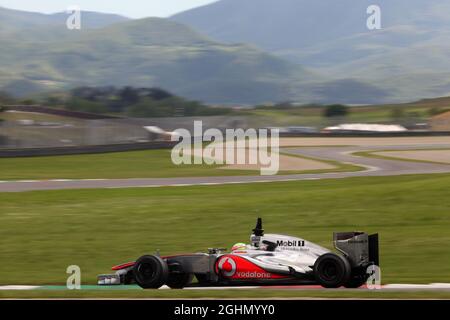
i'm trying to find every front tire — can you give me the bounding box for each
[133,255,168,289]
[123,270,135,284]
[195,273,209,286]
[314,253,351,288]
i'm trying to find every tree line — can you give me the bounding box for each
[0,87,233,118]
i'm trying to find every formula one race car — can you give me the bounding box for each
[98,218,379,289]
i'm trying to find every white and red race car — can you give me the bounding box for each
[98,218,379,288]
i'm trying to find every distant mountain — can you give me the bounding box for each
[0,6,394,104]
[172,0,450,52]
[0,7,130,44]
[172,0,450,102]
[0,9,327,104]
[0,6,129,31]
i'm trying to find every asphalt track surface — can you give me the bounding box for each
[1,144,449,192]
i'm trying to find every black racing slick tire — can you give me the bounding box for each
[344,277,367,288]
[166,273,194,289]
[345,273,369,288]
[314,253,351,288]
[133,255,169,289]
[123,270,135,285]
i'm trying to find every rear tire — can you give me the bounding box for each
[166,273,193,289]
[314,253,351,288]
[344,274,368,288]
[133,255,168,289]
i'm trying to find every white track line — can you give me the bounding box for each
[0,285,40,290]
[340,151,381,172]
[384,283,450,289]
[107,185,163,189]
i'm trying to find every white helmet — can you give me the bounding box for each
[231,243,247,251]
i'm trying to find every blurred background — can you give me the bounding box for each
[1,0,450,149]
[1,0,450,298]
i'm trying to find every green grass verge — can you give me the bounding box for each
[353,149,450,166]
[243,104,434,126]
[0,149,252,180]
[0,149,361,180]
[1,173,449,290]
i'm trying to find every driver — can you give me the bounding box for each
[231,242,267,252]
[231,242,247,251]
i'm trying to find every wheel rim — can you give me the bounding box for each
[323,262,337,279]
[320,260,341,282]
[138,262,156,281]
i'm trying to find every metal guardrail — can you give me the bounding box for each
[2,131,450,158]
[0,141,176,158]
[2,105,121,119]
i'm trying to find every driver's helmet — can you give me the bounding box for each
[231,242,247,251]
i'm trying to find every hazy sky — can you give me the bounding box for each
[0,0,218,18]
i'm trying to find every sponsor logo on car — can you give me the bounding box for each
[235,271,272,279]
[276,240,305,247]
[218,257,237,277]
[217,256,274,279]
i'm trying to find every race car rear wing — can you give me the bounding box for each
[368,233,379,266]
[333,232,379,267]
